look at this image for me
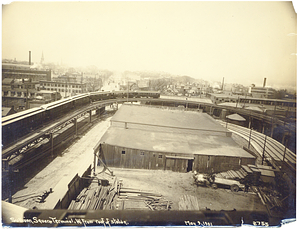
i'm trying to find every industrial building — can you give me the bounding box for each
[40,80,87,98]
[97,105,255,173]
[2,63,51,81]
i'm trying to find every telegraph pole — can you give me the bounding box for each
[261,135,267,165]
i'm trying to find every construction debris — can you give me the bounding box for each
[36,188,53,203]
[117,187,172,210]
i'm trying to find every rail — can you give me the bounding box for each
[217,120,296,173]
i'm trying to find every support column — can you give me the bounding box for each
[248,128,253,149]
[93,147,99,175]
[74,118,78,136]
[3,159,12,203]
[50,133,54,158]
[262,135,267,165]
[89,110,92,123]
[248,117,252,129]
[270,118,274,138]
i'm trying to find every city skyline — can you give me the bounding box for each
[2,1,297,89]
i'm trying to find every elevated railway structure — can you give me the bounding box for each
[217,121,296,178]
[2,92,296,181]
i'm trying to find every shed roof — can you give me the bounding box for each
[2,107,15,117]
[226,113,246,121]
[2,78,14,85]
[101,105,254,159]
[100,126,254,158]
[111,104,228,133]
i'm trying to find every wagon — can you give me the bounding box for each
[193,172,245,192]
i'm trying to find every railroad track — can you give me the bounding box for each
[217,120,296,172]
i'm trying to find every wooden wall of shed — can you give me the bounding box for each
[101,144,254,173]
[101,144,191,172]
[193,155,255,173]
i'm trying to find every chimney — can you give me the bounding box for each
[29,51,31,65]
[221,77,224,91]
[263,78,266,87]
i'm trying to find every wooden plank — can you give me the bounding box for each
[231,170,239,178]
[227,170,234,179]
[239,168,247,177]
[241,165,253,174]
[235,170,244,179]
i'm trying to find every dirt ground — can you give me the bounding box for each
[103,167,265,212]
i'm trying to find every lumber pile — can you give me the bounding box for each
[215,165,260,185]
[178,195,199,210]
[116,187,172,210]
[216,168,248,180]
[68,177,119,210]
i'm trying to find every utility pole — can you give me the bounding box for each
[127,80,129,102]
[261,135,267,165]
[26,83,29,109]
[248,128,253,149]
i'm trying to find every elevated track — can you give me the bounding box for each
[2,96,296,172]
[217,120,296,181]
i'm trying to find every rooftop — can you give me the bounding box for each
[111,104,227,133]
[101,105,254,158]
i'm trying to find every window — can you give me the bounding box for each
[140,152,144,156]
[158,155,162,159]
[122,150,125,155]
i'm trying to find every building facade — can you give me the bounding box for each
[40,80,87,98]
[250,86,276,98]
[2,63,51,81]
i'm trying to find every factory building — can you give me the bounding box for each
[2,63,51,81]
[96,105,255,173]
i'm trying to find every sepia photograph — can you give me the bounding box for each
[1,1,297,227]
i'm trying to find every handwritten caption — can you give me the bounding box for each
[10,217,129,226]
[185,220,213,226]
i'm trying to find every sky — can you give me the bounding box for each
[2,1,297,89]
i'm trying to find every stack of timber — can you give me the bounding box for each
[68,176,119,210]
[116,187,172,210]
[178,195,199,210]
[215,165,260,185]
[215,166,250,180]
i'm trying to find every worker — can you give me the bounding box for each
[244,183,249,193]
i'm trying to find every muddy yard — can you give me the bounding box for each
[105,167,265,212]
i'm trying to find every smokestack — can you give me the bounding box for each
[221,77,225,91]
[29,51,31,65]
[263,78,266,87]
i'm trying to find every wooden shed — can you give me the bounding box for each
[95,105,255,173]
